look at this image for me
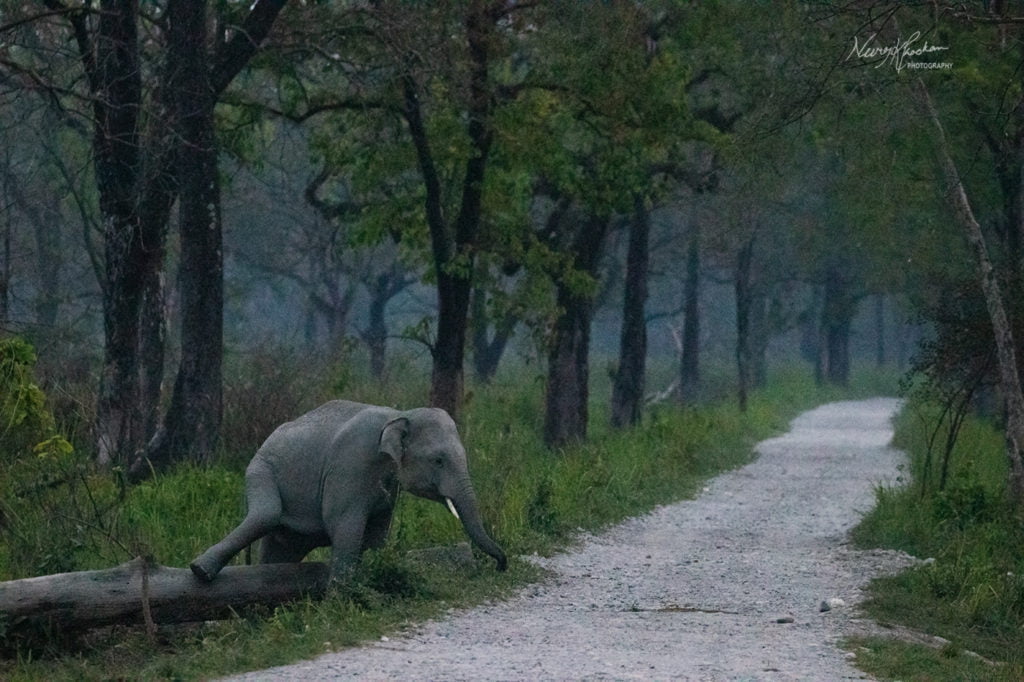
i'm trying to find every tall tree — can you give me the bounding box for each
[917,78,1024,504]
[136,0,288,477]
[543,207,612,448]
[678,221,702,402]
[262,0,536,420]
[0,0,288,470]
[610,196,650,428]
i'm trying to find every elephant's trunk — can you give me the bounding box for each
[446,484,507,571]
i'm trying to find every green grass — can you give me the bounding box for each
[1,358,897,680]
[848,400,1024,680]
[845,635,1020,682]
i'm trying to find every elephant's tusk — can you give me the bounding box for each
[445,497,460,520]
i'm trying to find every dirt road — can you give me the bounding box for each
[228,398,914,681]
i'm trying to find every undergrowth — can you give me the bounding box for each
[1,344,896,681]
[849,400,1024,680]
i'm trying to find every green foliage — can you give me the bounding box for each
[851,398,1024,670]
[846,635,1023,682]
[0,437,121,579]
[0,337,57,463]
[0,338,93,579]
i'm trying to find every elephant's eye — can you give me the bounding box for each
[433,456,444,467]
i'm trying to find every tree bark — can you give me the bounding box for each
[123,0,286,480]
[735,237,755,412]
[401,2,496,421]
[678,225,701,403]
[131,0,221,478]
[91,0,150,467]
[24,186,63,328]
[364,283,390,379]
[917,78,1024,504]
[0,559,329,635]
[611,196,650,428]
[63,0,284,470]
[819,265,856,387]
[544,213,610,449]
[138,267,166,442]
[874,293,886,367]
[0,165,9,325]
[402,71,469,416]
[750,287,768,388]
[471,286,517,384]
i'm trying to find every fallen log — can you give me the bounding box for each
[0,558,329,635]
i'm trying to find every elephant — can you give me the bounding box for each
[190,400,507,582]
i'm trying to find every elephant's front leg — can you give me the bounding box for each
[327,510,370,582]
[360,507,394,553]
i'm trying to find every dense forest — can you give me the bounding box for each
[2,0,1024,677]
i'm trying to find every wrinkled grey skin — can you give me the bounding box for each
[190,400,507,582]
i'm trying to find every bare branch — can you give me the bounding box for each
[0,6,97,35]
[212,0,289,96]
[220,93,393,123]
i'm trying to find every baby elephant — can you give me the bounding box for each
[190,400,507,582]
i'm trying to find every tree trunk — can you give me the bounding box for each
[360,266,410,379]
[431,274,472,420]
[403,2,496,422]
[735,237,754,412]
[60,0,284,471]
[751,287,768,388]
[611,196,650,428]
[2,169,65,328]
[27,190,63,328]
[92,0,149,467]
[819,265,856,387]
[544,214,610,449]
[364,286,389,379]
[88,0,176,468]
[138,267,166,442]
[402,76,475,419]
[471,286,516,384]
[678,225,701,403]
[131,0,222,478]
[918,78,1024,505]
[122,0,286,480]
[875,293,886,367]
[0,559,329,635]
[1,156,11,325]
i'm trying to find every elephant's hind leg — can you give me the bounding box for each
[190,461,282,581]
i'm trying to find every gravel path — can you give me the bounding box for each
[229,398,916,681]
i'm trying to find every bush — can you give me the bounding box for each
[0,337,57,463]
[220,347,333,462]
[852,397,1024,667]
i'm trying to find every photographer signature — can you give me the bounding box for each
[847,31,950,72]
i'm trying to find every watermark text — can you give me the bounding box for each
[847,31,951,72]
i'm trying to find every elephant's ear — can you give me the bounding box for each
[379,417,409,466]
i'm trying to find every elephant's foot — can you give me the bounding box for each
[189,554,222,582]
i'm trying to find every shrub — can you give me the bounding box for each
[853,396,1024,666]
[0,337,57,463]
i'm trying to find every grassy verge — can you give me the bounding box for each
[847,400,1024,680]
[2,361,894,681]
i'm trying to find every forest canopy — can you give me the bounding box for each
[0,1,1022,500]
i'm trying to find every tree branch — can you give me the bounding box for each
[37,0,100,100]
[0,6,98,35]
[220,93,393,122]
[211,0,289,96]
